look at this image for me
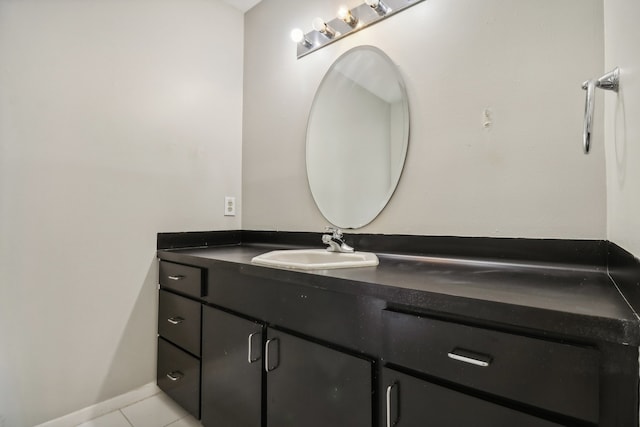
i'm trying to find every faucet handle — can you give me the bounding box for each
[324,226,343,238]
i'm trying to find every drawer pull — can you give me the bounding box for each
[248,332,261,364]
[166,371,184,381]
[448,349,492,367]
[167,316,185,325]
[167,275,185,281]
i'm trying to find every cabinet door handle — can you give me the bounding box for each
[167,316,184,325]
[448,349,492,367]
[248,332,261,364]
[265,338,278,372]
[166,371,183,381]
[167,275,185,281]
[386,383,397,427]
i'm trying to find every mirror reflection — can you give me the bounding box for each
[306,46,409,229]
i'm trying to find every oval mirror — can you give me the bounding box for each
[306,46,409,229]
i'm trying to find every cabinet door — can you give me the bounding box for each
[201,306,263,427]
[266,329,372,427]
[381,368,563,427]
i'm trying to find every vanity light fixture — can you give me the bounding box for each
[365,0,391,16]
[338,6,358,27]
[291,28,313,48]
[312,17,337,39]
[291,0,426,59]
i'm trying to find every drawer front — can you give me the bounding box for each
[158,290,201,356]
[157,337,200,419]
[159,261,204,298]
[381,367,563,427]
[205,265,384,356]
[382,310,599,424]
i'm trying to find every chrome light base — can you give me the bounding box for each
[295,0,426,59]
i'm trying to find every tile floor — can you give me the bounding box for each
[76,393,202,427]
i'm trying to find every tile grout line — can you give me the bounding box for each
[118,390,162,412]
[163,415,197,427]
[162,415,187,427]
[119,409,135,427]
[117,393,188,427]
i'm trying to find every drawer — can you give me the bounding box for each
[205,265,384,356]
[382,310,599,424]
[159,261,204,298]
[158,290,201,356]
[157,337,200,419]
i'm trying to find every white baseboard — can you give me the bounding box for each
[35,382,161,427]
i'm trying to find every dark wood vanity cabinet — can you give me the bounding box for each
[200,304,372,427]
[157,256,639,427]
[157,261,203,419]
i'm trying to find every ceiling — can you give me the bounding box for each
[222,0,263,13]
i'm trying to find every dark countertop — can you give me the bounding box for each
[158,241,640,347]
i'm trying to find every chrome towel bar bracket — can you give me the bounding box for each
[582,67,619,154]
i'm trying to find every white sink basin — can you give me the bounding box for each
[251,249,379,270]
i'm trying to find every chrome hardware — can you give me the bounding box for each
[167,275,185,281]
[368,0,391,16]
[386,383,396,427]
[322,227,354,253]
[448,349,491,367]
[582,67,620,154]
[248,332,261,364]
[166,371,183,381]
[294,0,426,59]
[167,316,184,325]
[265,338,278,372]
[582,79,596,154]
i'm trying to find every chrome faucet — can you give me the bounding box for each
[322,227,354,253]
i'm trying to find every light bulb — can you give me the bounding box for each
[337,6,358,27]
[337,6,349,19]
[312,17,327,32]
[290,28,304,43]
[312,17,336,38]
[365,0,390,15]
[290,28,313,48]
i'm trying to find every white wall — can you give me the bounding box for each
[603,0,640,258]
[243,0,606,239]
[0,0,243,425]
